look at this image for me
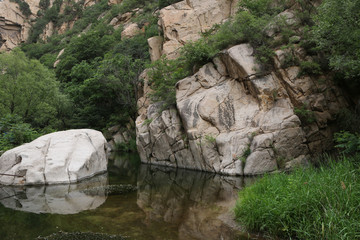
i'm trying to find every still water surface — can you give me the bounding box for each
[0,153,258,240]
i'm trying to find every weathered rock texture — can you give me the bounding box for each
[0,0,36,51]
[0,0,100,50]
[107,122,135,151]
[159,0,239,59]
[0,129,108,185]
[0,173,107,214]
[136,43,348,175]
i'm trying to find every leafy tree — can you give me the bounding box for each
[0,114,40,151]
[148,57,188,108]
[56,25,118,82]
[0,49,70,129]
[312,0,360,82]
[72,53,145,129]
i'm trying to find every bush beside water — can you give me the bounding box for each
[235,155,360,239]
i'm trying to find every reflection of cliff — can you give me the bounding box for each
[0,174,108,214]
[137,165,256,240]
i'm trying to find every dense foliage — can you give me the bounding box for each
[0,114,40,152]
[312,0,360,84]
[235,156,360,239]
[20,0,163,131]
[0,49,70,130]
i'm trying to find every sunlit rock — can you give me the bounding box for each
[159,0,239,59]
[137,41,348,175]
[0,129,108,185]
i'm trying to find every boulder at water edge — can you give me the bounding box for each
[0,129,108,185]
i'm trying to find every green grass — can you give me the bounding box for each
[235,155,360,239]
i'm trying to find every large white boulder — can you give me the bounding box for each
[0,129,108,185]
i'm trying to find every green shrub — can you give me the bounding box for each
[294,104,315,125]
[180,39,215,72]
[0,114,40,151]
[335,131,360,155]
[240,145,251,163]
[281,50,299,68]
[204,134,216,144]
[336,109,360,133]
[235,156,360,239]
[239,0,288,17]
[114,138,137,152]
[158,0,181,9]
[299,61,322,76]
[312,0,360,81]
[148,57,189,109]
[10,0,32,17]
[39,0,50,10]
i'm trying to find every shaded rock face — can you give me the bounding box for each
[136,43,348,175]
[0,173,107,214]
[137,165,252,240]
[0,129,108,185]
[159,0,239,59]
[107,123,135,152]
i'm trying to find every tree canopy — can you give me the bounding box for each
[313,0,360,82]
[0,49,70,129]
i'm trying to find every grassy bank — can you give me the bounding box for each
[235,156,360,239]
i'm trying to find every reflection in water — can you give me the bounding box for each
[137,165,257,240]
[0,154,259,240]
[0,174,108,214]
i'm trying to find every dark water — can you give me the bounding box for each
[0,153,258,240]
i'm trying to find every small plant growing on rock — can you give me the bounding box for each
[204,134,216,144]
[241,145,251,163]
[294,104,315,125]
[142,118,153,126]
[276,156,286,169]
[298,61,322,76]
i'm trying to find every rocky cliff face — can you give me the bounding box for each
[136,0,349,175]
[0,0,37,51]
[159,0,238,59]
[0,0,98,50]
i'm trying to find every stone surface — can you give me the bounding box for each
[0,129,108,185]
[148,36,163,62]
[109,12,132,29]
[137,41,348,175]
[0,0,36,51]
[0,173,107,214]
[121,23,140,39]
[158,0,239,59]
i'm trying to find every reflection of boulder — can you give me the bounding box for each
[0,174,108,214]
[0,129,108,185]
[137,164,253,239]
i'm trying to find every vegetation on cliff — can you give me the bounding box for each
[20,0,165,131]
